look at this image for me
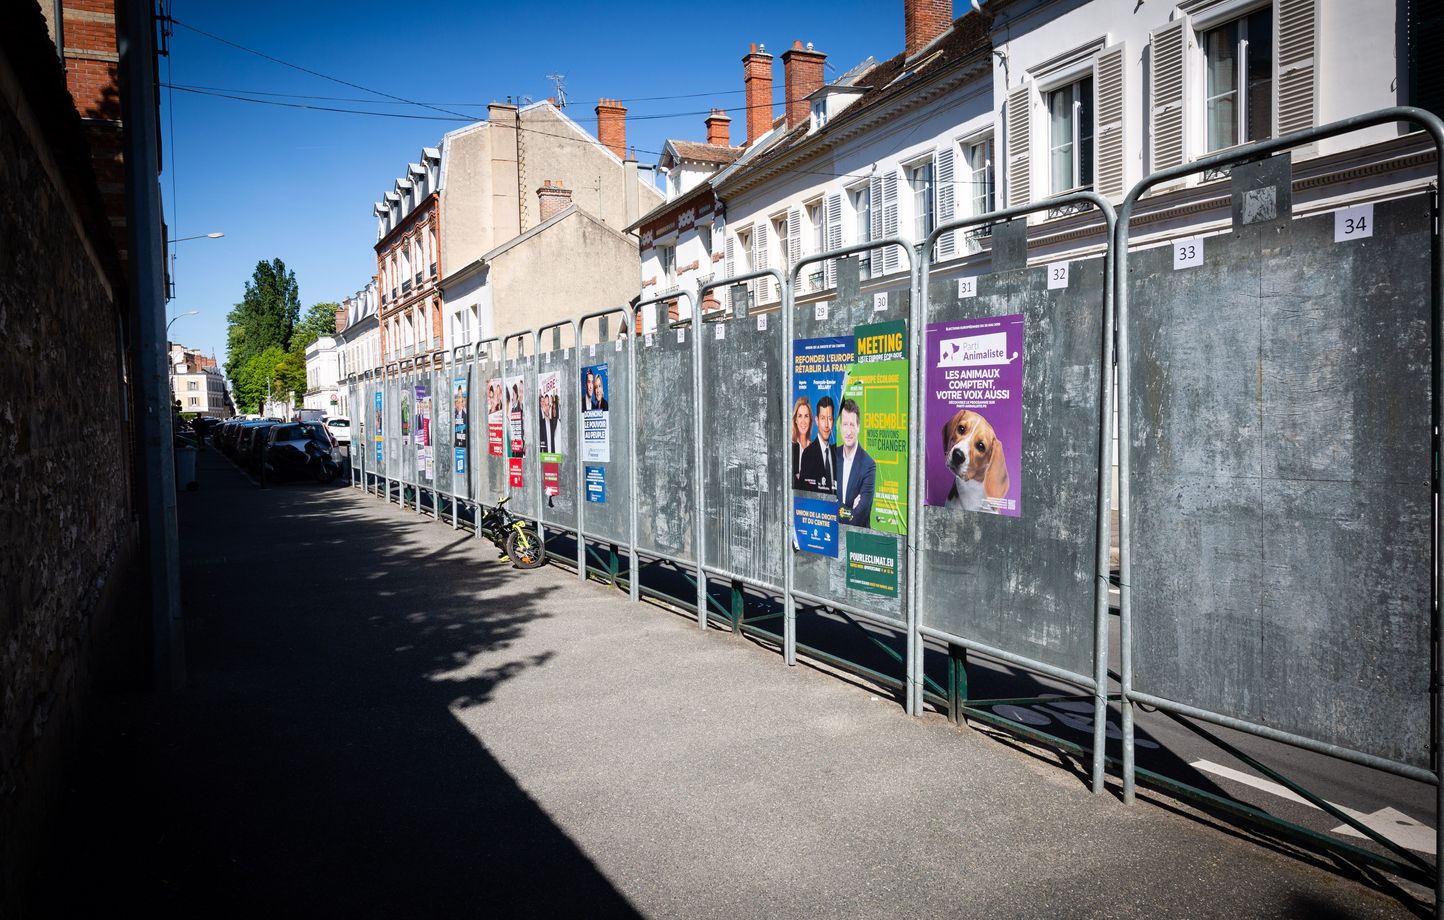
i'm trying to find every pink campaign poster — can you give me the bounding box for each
[924,314,1024,516]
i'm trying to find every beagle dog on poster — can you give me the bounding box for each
[925,314,1023,517]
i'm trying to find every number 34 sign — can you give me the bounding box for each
[1334,203,1374,242]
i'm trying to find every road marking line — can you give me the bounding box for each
[1190,760,1435,854]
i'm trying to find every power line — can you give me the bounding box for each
[168,16,474,120]
[165,84,474,121]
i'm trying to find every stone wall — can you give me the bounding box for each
[0,9,138,912]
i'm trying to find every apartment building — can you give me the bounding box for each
[335,281,380,417]
[373,147,442,365]
[169,343,230,417]
[695,0,1434,305]
[436,100,664,347]
[303,335,339,416]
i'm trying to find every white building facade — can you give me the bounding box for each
[336,281,380,418]
[303,335,340,416]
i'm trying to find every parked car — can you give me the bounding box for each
[239,421,277,472]
[263,422,338,482]
[324,416,351,446]
[296,408,326,423]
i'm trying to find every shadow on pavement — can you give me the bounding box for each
[25,449,639,918]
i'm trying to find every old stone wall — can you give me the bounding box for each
[0,12,138,912]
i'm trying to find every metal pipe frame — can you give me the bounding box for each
[1114,106,1444,908]
[577,305,640,596]
[921,190,1116,794]
[383,362,400,505]
[690,268,785,641]
[500,330,540,534]
[633,290,698,612]
[787,239,916,686]
[446,343,473,529]
[533,320,581,574]
[468,338,503,540]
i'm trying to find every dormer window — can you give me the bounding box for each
[811,100,828,131]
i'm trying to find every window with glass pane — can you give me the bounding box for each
[849,185,871,279]
[1047,78,1094,192]
[967,138,995,216]
[1204,9,1273,151]
[698,223,712,259]
[910,161,934,241]
[659,244,676,285]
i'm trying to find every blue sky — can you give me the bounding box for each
[161,1,913,362]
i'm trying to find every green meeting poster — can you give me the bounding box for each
[842,320,909,535]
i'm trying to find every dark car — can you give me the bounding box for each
[262,423,337,482]
[239,422,276,471]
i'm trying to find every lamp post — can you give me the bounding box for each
[166,309,199,332]
[167,231,224,301]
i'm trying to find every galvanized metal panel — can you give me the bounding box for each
[1127,194,1433,768]
[386,374,401,481]
[434,361,453,497]
[477,354,508,505]
[635,325,696,563]
[919,256,1106,678]
[537,344,579,532]
[576,337,631,546]
[702,314,785,588]
[792,264,911,624]
[505,354,542,521]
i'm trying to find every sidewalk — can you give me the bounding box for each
[29,449,1418,918]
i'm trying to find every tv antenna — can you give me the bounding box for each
[546,73,568,108]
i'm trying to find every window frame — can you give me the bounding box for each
[1196,2,1276,154]
[905,156,935,244]
[1045,76,1095,194]
[962,133,996,219]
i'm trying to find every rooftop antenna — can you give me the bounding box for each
[546,73,568,108]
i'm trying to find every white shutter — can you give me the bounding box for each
[1006,85,1031,207]
[1094,43,1127,201]
[880,171,899,274]
[824,192,843,289]
[1150,18,1188,172]
[869,174,884,275]
[725,235,735,279]
[935,146,956,260]
[1276,0,1317,136]
[787,207,802,271]
[754,222,771,303]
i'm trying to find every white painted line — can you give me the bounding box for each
[1190,760,1435,854]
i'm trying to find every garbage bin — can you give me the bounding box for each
[175,445,199,491]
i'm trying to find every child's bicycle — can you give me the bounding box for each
[478,496,546,569]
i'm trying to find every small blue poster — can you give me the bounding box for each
[793,495,840,557]
[454,448,466,474]
[585,465,606,503]
[373,390,384,464]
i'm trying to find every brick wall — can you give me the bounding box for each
[0,4,138,913]
[742,45,774,145]
[905,0,953,58]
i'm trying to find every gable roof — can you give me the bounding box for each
[666,140,743,166]
[714,13,992,195]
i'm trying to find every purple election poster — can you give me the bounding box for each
[924,314,1024,516]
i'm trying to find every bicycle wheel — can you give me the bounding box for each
[504,526,546,569]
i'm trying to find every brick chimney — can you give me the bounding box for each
[705,109,732,146]
[334,303,348,334]
[905,0,953,58]
[537,179,573,221]
[742,43,774,145]
[782,41,826,130]
[595,98,627,160]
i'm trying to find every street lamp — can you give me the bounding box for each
[167,231,224,300]
[167,309,199,332]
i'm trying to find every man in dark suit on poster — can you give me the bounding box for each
[835,398,875,528]
[797,395,836,493]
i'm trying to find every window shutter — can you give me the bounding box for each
[1095,43,1127,200]
[1150,18,1188,172]
[934,146,956,260]
[754,223,771,303]
[824,192,843,289]
[880,172,900,274]
[869,174,884,275]
[725,235,735,280]
[1006,85,1032,207]
[1277,0,1318,135]
[788,207,802,274]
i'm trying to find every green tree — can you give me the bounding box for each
[293,301,340,350]
[226,259,300,379]
[231,345,287,414]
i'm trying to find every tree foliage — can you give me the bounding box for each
[293,301,340,350]
[226,259,300,379]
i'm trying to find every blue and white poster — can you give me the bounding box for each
[793,495,840,557]
[585,465,606,503]
[373,390,383,464]
[581,363,611,462]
